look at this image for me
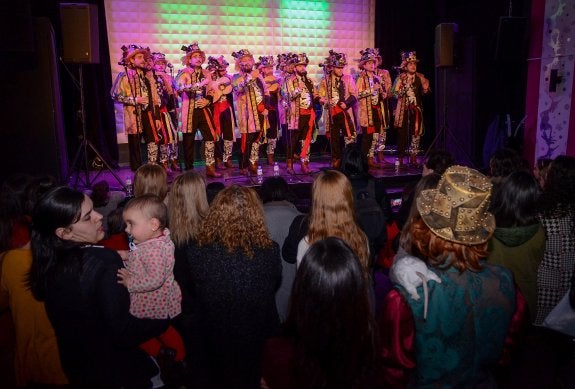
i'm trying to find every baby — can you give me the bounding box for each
[118,194,185,364]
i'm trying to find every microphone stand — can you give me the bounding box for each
[67,63,125,190]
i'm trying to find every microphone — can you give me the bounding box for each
[167,63,173,69]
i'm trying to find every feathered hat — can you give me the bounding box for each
[399,50,419,69]
[118,44,150,67]
[257,55,275,69]
[181,42,205,65]
[327,50,347,68]
[294,53,309,66]
[206,55,229,71]
[355,48,379,69]
[231,49,254,62]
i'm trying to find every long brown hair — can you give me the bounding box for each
[307,170,369,270]
[168,172,209,246]
[196,185,273,257]
[133,163,168,200]
[409,217,487,272]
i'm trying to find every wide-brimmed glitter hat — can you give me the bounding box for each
[294,53,309,66]
[257,55,275,69]
[416,165,495,245]
[327,50,347,68]
[399,50,419,69]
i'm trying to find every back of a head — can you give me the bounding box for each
[489,148,528,178]
[260,176,290,203]
[287,237,376,387]
[490,170,540,228]
[424,149,455,175]
[340,145,368,177]
[169,171,209,245]
[206,181,225,204]
[133,163,168,200]
[0,174,34,252]
[90,180,110,207]
[539,155,575,216]
[198,185,271,256]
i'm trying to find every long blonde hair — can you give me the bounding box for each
[307,170,369,269]
[168,172,209,246]
[133,163,168,200]
[196,185,273,257]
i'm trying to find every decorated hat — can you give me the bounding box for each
[416,165,496,245]
[355,48,379,68]
[327,49,347,68]
[206,55,229,71]
[400,50,419,69]
[151,52,167,63]
[318,56,332,70]
[181,42,205,65]
[119,44,150,66]
[294,53,309,66]
[257,55,275,69]
[231,49,254,62]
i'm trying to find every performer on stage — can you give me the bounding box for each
[392,51,430,167]
[111,45,163,171]
[231,49,270,175]
[207,55,236,170]
[151,52,180,173]
[277,53,297,161]
[317,50,357,169]
[175,43,221,177]
[355,48,392,168]
[257,56,280,165]
[282,53,317,174]
[375,49,393,165]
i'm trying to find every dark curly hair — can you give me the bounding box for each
[538,155,575,219]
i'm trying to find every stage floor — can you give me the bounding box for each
[68,154,423,213]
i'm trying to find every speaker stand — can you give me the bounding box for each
[425,66,474,167]
[68,64,126,190]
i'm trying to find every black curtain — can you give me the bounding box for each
[31,0,118,169]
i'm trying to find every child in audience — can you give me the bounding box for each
[117,194,185,367]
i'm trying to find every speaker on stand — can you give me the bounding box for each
[59,3,125,190]
[427,23,474,166]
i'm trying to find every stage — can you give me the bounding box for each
[68,152,423,214]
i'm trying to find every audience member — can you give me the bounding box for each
[118,195,185,377]
[488,171,544,322]
[0,174,34,252]
[28,186,168,388]
[98,207,130,251]
[260,176,301,322]
[396,149,454,230]
[535,155,575,324]
[340,145,390,266]
[533,157,552,189]
[0,176,67,387]
[262,237,380,389]
[381,166,527,387]
[489,148,528,192]
[90,180,126,231]
[133,163,169,202]
[206,181,225,204]
[179,185,281,388]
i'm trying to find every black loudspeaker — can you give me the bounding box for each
[435,23,457,67]
[495,17,528,62]
[60,3,100,63]
[0,17,68,183]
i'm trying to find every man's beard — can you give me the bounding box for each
[296,69,307,77]
[240,65,253,73]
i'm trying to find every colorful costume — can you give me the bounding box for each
[355,48,392,167]
[231,49,270,173]
[151,52,180,172]
[175,43,220,177]
[392,51,430,165]
[111,45,163,170]
[207,55,236,169]
[281,53,317,174]
[258,55,281,165]
[317,50,357,167]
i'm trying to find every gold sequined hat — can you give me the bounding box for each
[355,48,379,69]
[207,55,229,71]
[256,55,275,69]
[416,165,495,245]
[327,50,347,68]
